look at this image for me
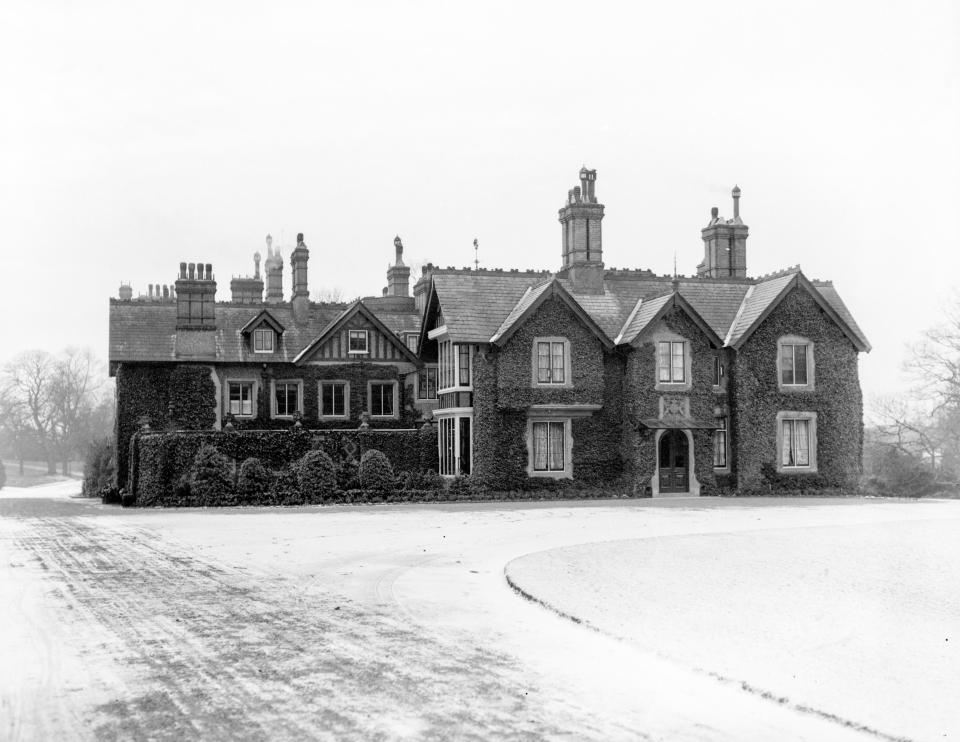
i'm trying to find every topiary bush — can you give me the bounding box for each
[359,449,394,493]
[336,460,360,491]
[270,466,302,506]
[237,457,272,503]
[189,444,235,506]
[297,449,337,503]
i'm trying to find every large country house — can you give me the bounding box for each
[109,169,870,496]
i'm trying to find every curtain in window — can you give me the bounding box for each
[548,422,564,471]
[657,342,671,381]
[713,420,727,467]
[794,420,809,465]
[782,420,793,466]
[538,342,551,382]
[533,423,548,470]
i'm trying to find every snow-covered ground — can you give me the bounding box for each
[1,484,956,741]
[506,510,960,742]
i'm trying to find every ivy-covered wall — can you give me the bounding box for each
[496,297,605,407]
[216,362,418,430]
[621,306,727,495]
[168,366,218,429]
[115,364,173,489]
[731,286,863,490]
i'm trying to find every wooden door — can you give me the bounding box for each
[658,430,689,493]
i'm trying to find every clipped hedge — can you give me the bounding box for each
[359,449,394,493]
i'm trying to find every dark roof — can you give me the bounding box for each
[430,266,869,352]
[109,299,419,369]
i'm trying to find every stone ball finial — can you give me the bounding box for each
[732,185,741,196]
[297,232,304,246]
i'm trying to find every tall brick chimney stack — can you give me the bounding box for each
[230,251,265,304]
[697,186,749,279]
[558,166,605,294]
[264,234,284,303]
[290,232,310,322]
[387,236,411,297]
[175,261,217,327]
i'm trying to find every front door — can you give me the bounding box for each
[658,429,689,493]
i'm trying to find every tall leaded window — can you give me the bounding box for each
[536,341,566,384]
[320,381,347,418]
[532,421,565,472]
[228,381,254,416]
[254,328,274,353]
[658,341,685,383]
[780,343,809,386]
[370,382,396,417]
[438,341,472,391]
[713,418,728,468]
[437,415,471,476]
[418,367,438,399]
[781,418,811,467]
[274,381,300,417]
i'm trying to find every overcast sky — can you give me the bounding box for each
[2,0,958,403]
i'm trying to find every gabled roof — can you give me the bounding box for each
[725,270,871,351]
[615,291,724,347]
[292,300,421,365]
[239,309,285,335]
[429,271,554,343]
[489,279,614,349]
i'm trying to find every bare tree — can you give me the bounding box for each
[3,350,58,473]
[48,348,105,474]
[315,286,345,303]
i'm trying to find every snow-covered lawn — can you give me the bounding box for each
[2,484,957,741]
[506,511,960,742]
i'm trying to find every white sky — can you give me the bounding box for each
[1,0,958,402]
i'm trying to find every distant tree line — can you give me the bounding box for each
[867,295,960,494]
[0,348,113,476]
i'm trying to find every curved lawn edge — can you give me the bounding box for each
[504,542,912,742]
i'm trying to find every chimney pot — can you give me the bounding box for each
[188,263,196,279]
[179,262,187,279]
[711,207,719,219]
[206,263,213,280]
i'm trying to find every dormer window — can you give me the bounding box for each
[254,328,275,353]
[658,341,685,383]
[778,336,815,391]
[348,329,369,354]
[532,337,571,387]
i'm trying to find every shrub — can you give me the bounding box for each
[400,469,444,491]
[337,460,360,491]
[297,449,337,503]
[237,457,272,502]
[189,445,235,506]
[359,449,394,493]
[82,436,115,497]
[270,467,302,506]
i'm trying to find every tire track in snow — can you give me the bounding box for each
[10,515,640,741]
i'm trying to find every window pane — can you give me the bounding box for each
[782,420,793,466]
[714,419,727,467]
[795,420,809,465]
[458,345,471,386]
[349,331,367,352]
[552,342,565,383]
[548,422,564,471]
[672,342,684,382]
[533,423,548,470]
[780,345,795,385]
[794,345,808,385]
[714,356,722,385]
[658,342,671,382]
[538,342,551,383]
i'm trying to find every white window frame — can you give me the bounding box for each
[253,328,275,353]
[319,380,350,420]
[225,379,257,418]
[437,340,473,392]
[531,337,572,388]
[526,418,573,479]
[778,336,815,391]
[652,331,692,392]
[271,379,303,419]
[368,380,399,419]
[776,411,818,473]
[436,411,473,476]
[348,329,370,355]
[404,333,419,354]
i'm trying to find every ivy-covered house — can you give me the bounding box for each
[109,234,436,488]
[416,170,870,495]
[109,169,870,496]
